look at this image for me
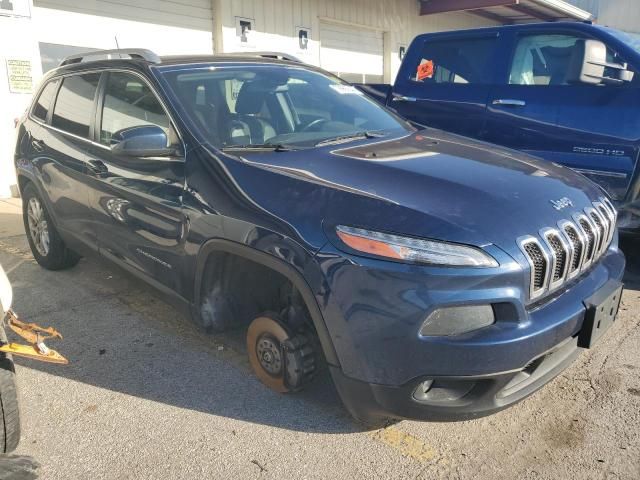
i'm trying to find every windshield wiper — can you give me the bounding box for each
[222,143,297,152]
[315,131,387,147]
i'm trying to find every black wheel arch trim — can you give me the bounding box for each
[193,238,340,367]
[15,169,62,231]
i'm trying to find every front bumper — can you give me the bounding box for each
[331,334,581,423]
[316,244,625,422]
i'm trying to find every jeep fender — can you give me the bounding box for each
[192,238,340,367]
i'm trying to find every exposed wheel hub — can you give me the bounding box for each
[256,335,282,376]
[247,315,316,393]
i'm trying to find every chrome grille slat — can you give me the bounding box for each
[559,221,584,278]
[520,200,617,301]
[541,228,569,290]
[586,207,606,259]
[597,198,616,245]
[519,236,550,300]
[594,203,611,249]
[576,214,596,267]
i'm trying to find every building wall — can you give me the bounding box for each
[214,0,497,82]
[566,0,600,15]
[1,1,42,198]
[33,0,215,62]
[567,0,640,34]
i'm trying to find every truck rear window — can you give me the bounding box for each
[411,37,498,85]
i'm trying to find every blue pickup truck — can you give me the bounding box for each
[359,22,640,232]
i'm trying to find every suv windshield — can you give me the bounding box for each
[160,64,409,149]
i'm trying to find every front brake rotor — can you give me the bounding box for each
[247,315,316,393]
[247,315,291,393]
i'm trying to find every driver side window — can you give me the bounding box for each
[100,72,173,145]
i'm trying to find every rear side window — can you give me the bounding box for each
[32,80,59,121]
[51,73,101,138]
[100,72,171,145]
[411,37,498,84]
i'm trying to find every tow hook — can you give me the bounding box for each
[0,310,68,364]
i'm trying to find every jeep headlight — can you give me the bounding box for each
[0,265,12,314]
[336,226,498,267]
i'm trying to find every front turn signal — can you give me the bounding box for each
[336,226,498,267]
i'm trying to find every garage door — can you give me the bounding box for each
[319,22,384,84]
[34,0,214,72]
[34,0,213,33]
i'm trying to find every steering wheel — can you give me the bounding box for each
[301,118,330,132]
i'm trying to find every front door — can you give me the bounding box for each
[484,31,640,202]
[85,71,187,293]
[392,33,500,139]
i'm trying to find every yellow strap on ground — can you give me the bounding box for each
[0,342,69,365]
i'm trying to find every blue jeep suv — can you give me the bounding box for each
[14,49,625,424]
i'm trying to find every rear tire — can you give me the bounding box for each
[22,183,80,270]
[0,327,20,453]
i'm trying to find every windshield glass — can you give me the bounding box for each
[604,27,640,55]
[160,64,409,149]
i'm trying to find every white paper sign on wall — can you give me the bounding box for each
[6,59,33,93]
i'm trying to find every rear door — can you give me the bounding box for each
[485,29,640,202]
[85,70,187,293]
[28,72,101,251]
[391,32,501,139]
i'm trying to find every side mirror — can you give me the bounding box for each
[569,39,635,85]
[110,125,175,157]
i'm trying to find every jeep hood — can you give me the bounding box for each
[234,129,605,249]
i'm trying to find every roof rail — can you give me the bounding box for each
[60,48,161,67]
[224,51,303,63]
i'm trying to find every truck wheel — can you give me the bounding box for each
[22,183,80,270]
[246,314,315,393]
[0,326,20,453]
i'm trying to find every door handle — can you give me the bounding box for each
[87,159,109,177]
[492,99,526,107]
[392,94,417,102]
[31,139,45,152]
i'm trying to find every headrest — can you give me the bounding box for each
[235,81,270,115]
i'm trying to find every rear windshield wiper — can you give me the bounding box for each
[222,143,297,152]
[315,131,387,147]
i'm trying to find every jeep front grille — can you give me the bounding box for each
[519,198,616,301]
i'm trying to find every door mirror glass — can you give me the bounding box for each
[110,125,174,157]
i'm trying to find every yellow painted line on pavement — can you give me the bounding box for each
[0,240,37,265]
[369,426,441,464]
